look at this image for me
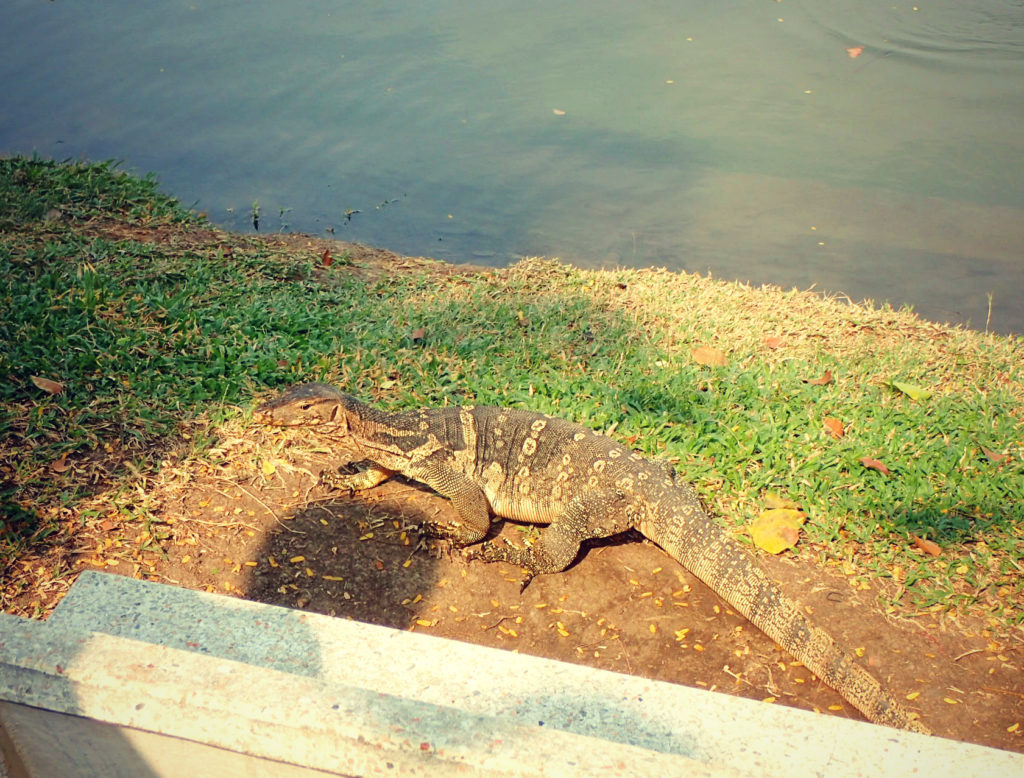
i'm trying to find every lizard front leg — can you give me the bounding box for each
[411,465,492,546]
[328,460,493,547]
[321,461,396,492]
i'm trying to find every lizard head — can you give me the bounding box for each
[256,382,357,428]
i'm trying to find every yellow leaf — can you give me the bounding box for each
[763,492,799,510]
[261,459,276,476]
[691,346,728,367]
[891,380,932,401]
[750,509,807,554]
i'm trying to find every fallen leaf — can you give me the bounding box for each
[321,248,334,267]
[750,509,807,554]
[552,108,566,116]
[763,335,785,349]
[980,447,1009,463]
[859,457,890,476]
[804,370,833,386]
[763,492,800,510]
[49,453,70,473]
[910,534,941,556]
[846,45,864,58]
[261,459,276,477]
[691,346,728,367]
[31,375,65,395]
[891,381,932,401]
[823,417,845,438]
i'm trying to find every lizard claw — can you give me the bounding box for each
[318,468,354,494]
[518,570,536,593]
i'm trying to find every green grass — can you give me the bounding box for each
[1,155,1022,629]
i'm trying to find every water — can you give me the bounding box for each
[2,0,1023,333]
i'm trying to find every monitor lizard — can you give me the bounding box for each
[257,382,928,733]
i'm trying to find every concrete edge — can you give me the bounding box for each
[0,613,729,777]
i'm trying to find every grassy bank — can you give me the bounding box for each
[1,155,1022,631]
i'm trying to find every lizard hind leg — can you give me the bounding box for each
[472,491,626,581]
[473,520,583,579]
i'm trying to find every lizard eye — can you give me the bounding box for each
[299,401,315,411]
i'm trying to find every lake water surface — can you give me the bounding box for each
[2,0,1023,333]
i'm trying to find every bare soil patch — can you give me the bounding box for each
[27,428,1019,755]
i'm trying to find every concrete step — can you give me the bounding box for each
[1,571,1019,777]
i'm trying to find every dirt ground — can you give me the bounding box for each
[27,424,1017,758]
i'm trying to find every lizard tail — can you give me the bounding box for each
[644,502,929,734]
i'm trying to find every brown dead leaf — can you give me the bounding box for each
[321,248,334,267]
[859,457,890,476]
[804,370,833,386]
[691,346,728,367]
[763,335,785,349]
[910,533,941,556]
[823,417,845,439]
[31,375,65,395]
[981,447,1009,463]
[49,453,70,473]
